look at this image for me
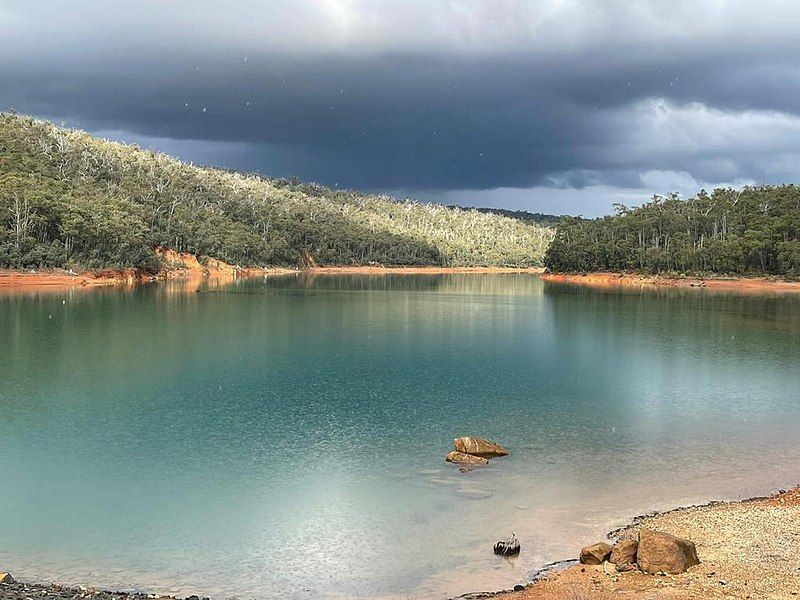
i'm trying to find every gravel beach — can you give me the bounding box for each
[495,486,800,599]
[0,582,207,600]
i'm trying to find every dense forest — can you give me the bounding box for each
[545,188,800,276]
[0,113,553,270]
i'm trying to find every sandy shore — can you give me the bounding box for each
[0,267,296,295]
[542,271,800,295]
[466,486,800,600]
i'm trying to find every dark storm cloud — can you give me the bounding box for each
[3,1,800,214]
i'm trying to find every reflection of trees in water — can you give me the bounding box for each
[542,279,800,341]
[243,272,546,296]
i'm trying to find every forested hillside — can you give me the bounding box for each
[462,207,567,227]
[545,188,800,276]
[0,113,553,270]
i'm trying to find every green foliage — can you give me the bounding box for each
[545,189,800,277]
[470,207,569,227]
[0,113,553,270]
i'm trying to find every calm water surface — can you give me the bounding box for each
[1,274,800,599]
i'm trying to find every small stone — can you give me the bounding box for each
[580,542,612,565]
[494,532,521,556]
[615,562,636,573]
[513,584,525,591]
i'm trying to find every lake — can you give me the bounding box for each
[1,273,800,599]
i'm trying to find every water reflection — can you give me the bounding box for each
[0,274,799,599]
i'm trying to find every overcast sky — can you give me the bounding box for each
[3,1,800,216]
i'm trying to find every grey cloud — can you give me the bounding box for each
[3,1,800,213]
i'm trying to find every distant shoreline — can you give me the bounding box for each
[542,271,800,294]
[302,265,546,275]
[0,265,545,293]
[6,266,800,296]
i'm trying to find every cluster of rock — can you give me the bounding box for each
[445,436,508,472]
[0,575,209,600]
[580,529,700,575]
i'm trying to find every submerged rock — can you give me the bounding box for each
[445,451,489,465]
[610,539,638,566]
[453,436,509,458]
[459,487,493,500]
[637,529,700,574]
[494,532,521,556]
[580,542,612,565]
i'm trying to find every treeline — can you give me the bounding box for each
[0,113,553,270]
[545,188,800,276]
[457,206,567,227]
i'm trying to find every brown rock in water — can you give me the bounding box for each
[610,539,638,566]
[445,451,489,465]
[453,436,509,458]
[637,529,700,574]
[580,542,612,565]
[0,573,14,584]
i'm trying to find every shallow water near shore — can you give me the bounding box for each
[2,273,800,599]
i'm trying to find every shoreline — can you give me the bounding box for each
[3,486,798,600]
[301,265,544,275]
[0,265,545,294]
[478,485,800,599]
[5,266,799,296]
[0,266,297,292]
[542,271,800,294]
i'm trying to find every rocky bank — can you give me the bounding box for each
[486,486,800,600]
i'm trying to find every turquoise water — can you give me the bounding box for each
[1,274,800,599]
